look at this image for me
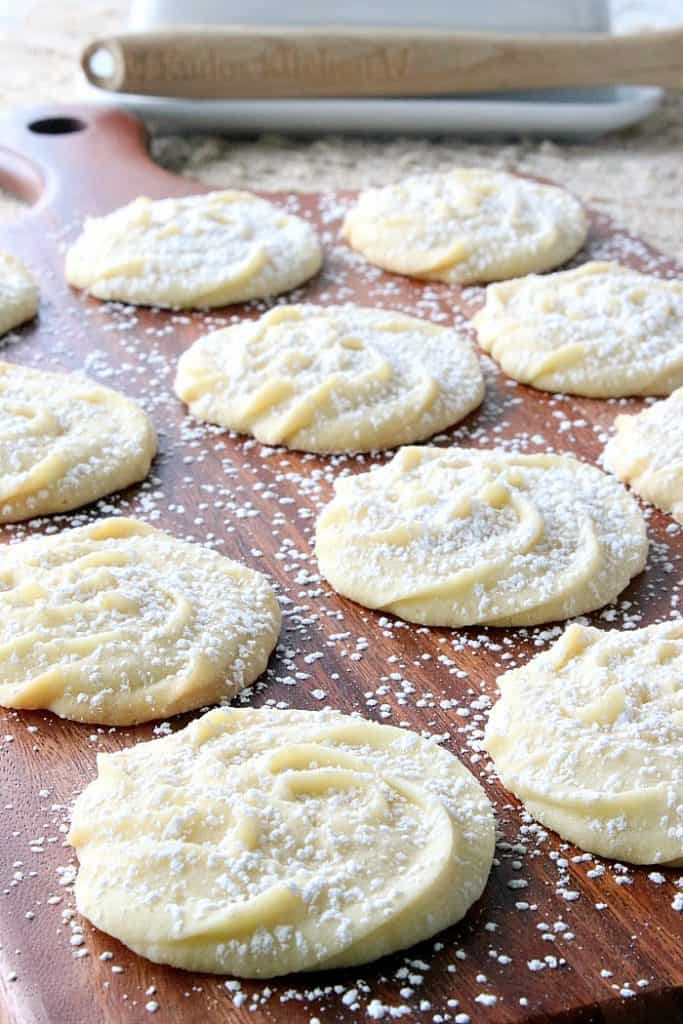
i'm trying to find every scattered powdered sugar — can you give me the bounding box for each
[0,184,681,1022]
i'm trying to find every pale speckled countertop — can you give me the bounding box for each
[1,1,683,262]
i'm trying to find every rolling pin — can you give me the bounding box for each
[81,26,683,99]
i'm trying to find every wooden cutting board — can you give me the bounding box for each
[0,105,680,1024]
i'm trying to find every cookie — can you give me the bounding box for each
[474,262,683,397]
[484,620,683,865]
[343,169,587,285]
[0,250,38,335]
[603,388,683,521]
[315,446,647,626]
[175,305,484,452]
[0,518,280,725]
[65,190,322,309]
[0,360,156,522]
[69,706,495,976]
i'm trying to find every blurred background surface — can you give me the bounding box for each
[1,0,682,260]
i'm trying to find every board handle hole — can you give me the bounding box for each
[28,117,86,136]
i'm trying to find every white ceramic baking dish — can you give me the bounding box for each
[92,0,662,138]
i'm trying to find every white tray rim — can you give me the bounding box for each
[92,85,663,140]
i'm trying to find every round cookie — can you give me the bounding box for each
[0,360,157,523]
[68,706,495,977]
[0,518,280,725]
[484,620,683,865]
[603,388,683,521]
[315,446,647,627]
[0,251,38,335]
[342,168,587,285]
[474,262,683,397]
[65,190,322,309]
[174,304,484,453]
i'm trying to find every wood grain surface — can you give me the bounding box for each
[0,105,680,1024]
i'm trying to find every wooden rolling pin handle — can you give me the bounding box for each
[81,26,683,100]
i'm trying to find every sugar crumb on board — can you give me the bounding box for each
[0,190,681,1023]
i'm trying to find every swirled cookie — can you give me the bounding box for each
[603,388,683,522]
[0,251,38,335]
[342,169,587,285]
[484,621,683,865]
[174,305,484,453]
[0,361,157,522]
[0,518,280,725]
[65,191,322,309]
[315,447,647,627]
[474,262,683,397]
[68,706,495,976]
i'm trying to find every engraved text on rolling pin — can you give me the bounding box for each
[127,42,412,90]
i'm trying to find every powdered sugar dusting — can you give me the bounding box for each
[0,183,681,1021]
